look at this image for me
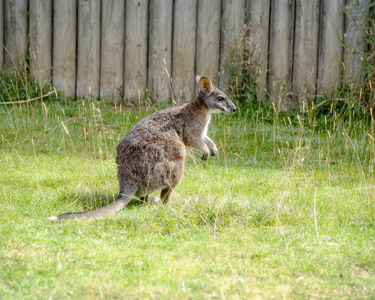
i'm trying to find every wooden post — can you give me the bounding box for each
[124,0,148,101]
[4,0,28,71]
[0,0,3,70]
[196,0,221,84]
[100,0,125,100]
[53,0,76,98]
[148,0,173,102]
[317,0,345,94]
[246,0,271,94]
[293,0,321,102]
[220,0,246,88]
[343,0,370,84]
[268,0,294,108]
[172,0,197,103]
[76,0,101,99]
[29,0,52,85]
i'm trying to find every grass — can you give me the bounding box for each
[1,98,375,299]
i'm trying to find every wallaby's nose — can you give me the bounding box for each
[232,106,236,113]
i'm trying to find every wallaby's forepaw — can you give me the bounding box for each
[210,148,218,156]
[201,153,209,161]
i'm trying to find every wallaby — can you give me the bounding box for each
[48,76,236,221]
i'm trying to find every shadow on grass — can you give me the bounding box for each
[57,190,144,212]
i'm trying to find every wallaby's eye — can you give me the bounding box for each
[217,97,224,102]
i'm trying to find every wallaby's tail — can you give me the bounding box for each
[47,192,134,222]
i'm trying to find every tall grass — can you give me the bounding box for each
[1,90,375,298]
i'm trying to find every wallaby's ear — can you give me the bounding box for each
[196,75,202,84]
[197,76,213,94]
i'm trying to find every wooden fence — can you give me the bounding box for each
[0,0,372,104]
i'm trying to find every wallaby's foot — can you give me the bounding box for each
[141,195,161,204]
[47,216,60,222]
[201,153,209,161]
[210,148,218,156]
[148,197,161,204]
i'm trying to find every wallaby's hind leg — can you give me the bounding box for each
[140,195,149,203]
[161,187,173,204]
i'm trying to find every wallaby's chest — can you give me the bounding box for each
[202,113,211,137]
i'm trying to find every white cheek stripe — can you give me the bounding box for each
[210,108,225,114]
[209,102,227,114]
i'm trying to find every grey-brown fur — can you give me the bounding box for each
[48,76,236,221]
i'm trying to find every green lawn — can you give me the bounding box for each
[1,100,374,298]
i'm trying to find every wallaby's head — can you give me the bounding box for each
[196,76,236,114]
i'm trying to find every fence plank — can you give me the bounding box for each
[148,0,173,102]
[29,0,52,85]
[343,0,370,84]
[268,0,294,107]
[293,0,321,101]
[53,0,76,98]
[0,1,371,102]
[172,0,197,103]
[246,0,271,93]
[4,0,28,71]
[195,0,221,84]
[0,0,3,70]
[124,0,148,101]
[76,0,100,99]
[100,0,125,100]
[317,0,345,94]
[220,0,246,88]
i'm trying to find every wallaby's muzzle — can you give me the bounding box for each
[222,100,236,114]
[228,104,236,114]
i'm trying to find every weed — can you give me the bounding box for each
[0,61,60,104]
